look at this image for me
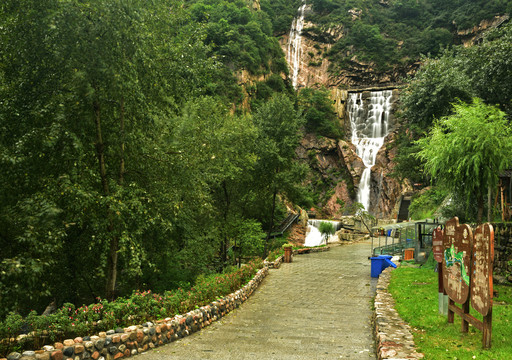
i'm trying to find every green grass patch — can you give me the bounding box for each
[388,267,512,359]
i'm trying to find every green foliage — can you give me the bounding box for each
[408,188,448,221]
[339,22,396,69]
[265,248,284,262]
[190,0,287,76]
[401,50,473,129]
[250,94,307,252]
[396,23,512,185]
[0,0,300,319]
[318,221,335,243]
[1,0,216,313]
[298,87,342,138]
[391,125,426,184]
[0,261,263,356]
[464,22,512,116]
[260,0,303,34]
[307,0,509,74]
[401,22,512,129]
[416,99,512,222]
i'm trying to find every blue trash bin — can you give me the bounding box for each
[370,255,397,278]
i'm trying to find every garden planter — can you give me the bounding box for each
[283,247,293,263]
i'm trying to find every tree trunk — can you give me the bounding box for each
[93,100,118,300]
[487,185,492,222]
[220,181,230,268]
[477,195,484,223]
[264,189,277,256]
[119,97,125,186]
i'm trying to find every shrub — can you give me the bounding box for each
[0,260,263,356]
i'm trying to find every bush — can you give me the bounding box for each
[0,260,263,356]
[408,188,448,220]
[298,87,342,138]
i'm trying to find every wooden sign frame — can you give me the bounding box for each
[436,218,494,349]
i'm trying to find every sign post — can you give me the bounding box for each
[439,217,494,349]
[471,223,494,348]
[432,226,447,314]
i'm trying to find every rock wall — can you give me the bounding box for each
[456,14,510,47]
[279,17,335,89]
[297,134,355,217]
[493,223,512,282]
[370,131,413,219]
[280,13,418,89]
[330,88,349,131]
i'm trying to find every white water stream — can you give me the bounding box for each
[287,0,307,89]
[348,90,393,212]
[304,220,341,247]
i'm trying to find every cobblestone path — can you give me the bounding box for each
[141,240,377,359]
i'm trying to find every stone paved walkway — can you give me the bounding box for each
[141,240,377,359]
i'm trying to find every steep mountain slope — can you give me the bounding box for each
[280,0,510,218]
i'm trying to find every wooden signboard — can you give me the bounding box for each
[471,223,494,348]
[471,223,494,316]
[439,218,494,349]
[432,226,444,263]
[442,217,472,304]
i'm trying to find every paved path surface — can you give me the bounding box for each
[141,240,377,359]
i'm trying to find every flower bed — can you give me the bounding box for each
[0,260,265,359]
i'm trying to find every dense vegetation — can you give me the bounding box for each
[395,22,512,221]
[305,0,511,72]
[0,0,309,320]
[0,260,263,356]
[1,0,511,341]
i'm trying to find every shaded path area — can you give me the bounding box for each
[141,240,377,359]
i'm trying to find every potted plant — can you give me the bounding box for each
[282,244,293,263]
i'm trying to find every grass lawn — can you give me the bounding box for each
[388,265,512,360]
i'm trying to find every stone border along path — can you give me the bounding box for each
[1,247,324,360]
[3,267,271,360]
[4,241,426,360]
[374,267,424,360]
[140,240,377,359]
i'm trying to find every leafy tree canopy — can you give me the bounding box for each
[416,99,512,222]
[298,86,341,138]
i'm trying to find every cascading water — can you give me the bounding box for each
[348,90,393,212]
[287,0,306,89]
[304,220,342,247]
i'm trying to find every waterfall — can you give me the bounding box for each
[287,0,306,89]
[304,220,342,247]
[348,90,393,212]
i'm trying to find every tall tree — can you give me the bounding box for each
[0,0,216,312]
[416,99,512,222]
[251,94,306,254]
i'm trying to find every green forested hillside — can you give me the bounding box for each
[1,0,511,326]
[395,21,512,221]
[306,0,511,71]
[0,0,306,318]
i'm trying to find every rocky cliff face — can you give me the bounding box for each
[370,131,413,218]
[279,17,335,89]
[456,14,510,47]
[330,59,419,89]
[296,134,354,217]
[297,89,411,219]
[280,16,418,89]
